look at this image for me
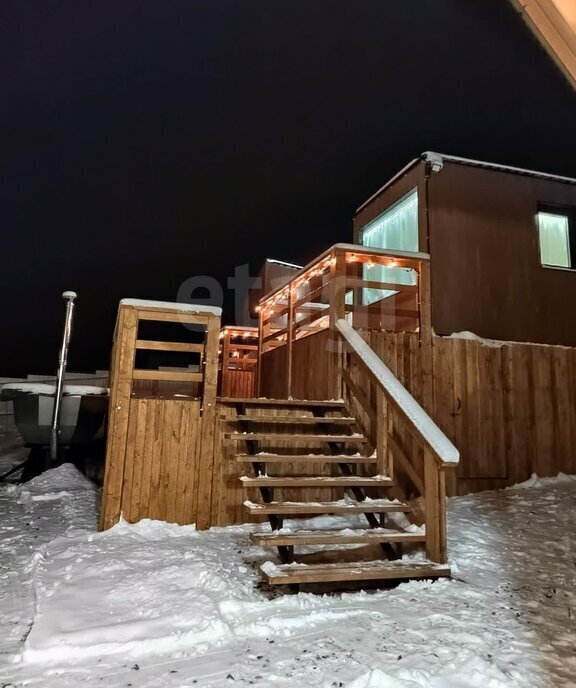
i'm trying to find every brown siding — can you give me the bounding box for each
[428,161,576,346]
[355,159,576,347]
[259,330,340,400]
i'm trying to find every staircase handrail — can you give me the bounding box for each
[336,319,459,468]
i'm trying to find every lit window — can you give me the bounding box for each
[537,209,573,269]
[360,189,418,304]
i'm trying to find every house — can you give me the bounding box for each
[353,151,576,347]
[100,155,576,589]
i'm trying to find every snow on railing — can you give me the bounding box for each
[336,319,459,466]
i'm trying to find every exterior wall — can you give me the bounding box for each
[427,161,576,346]
[355,159,576,347]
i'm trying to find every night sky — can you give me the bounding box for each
[2,0,576,376]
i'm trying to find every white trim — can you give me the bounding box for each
[336,319,459,465]
[355,151,576,215]
[266,258,303,270]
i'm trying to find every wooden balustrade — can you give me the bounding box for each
[336,319,459,564]
[218,326,258,398]
[257,243,431,399]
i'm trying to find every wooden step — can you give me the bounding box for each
[244,499,411,515]
[229,416,357,425]
[226,433,368,443]
[236,453,376,464]
[218,398,345,408]
[252,529,425,547]
[261,559,451,585]
[240,475,393,488]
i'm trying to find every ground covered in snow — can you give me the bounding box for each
[1,433,575,687]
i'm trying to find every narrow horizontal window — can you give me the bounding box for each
[360,190,419,305]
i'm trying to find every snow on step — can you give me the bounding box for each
[236,453,377,463]
[240,475,393,488]
[226,433,368,443]
[244,498,411,515]
[261,559,451,585]
[218,398,345,407]
[251,528,425,547]
[230,416,357,425]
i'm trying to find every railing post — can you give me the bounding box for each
[221,329,230,397]
[196,312,221,529]
[256,307,264,396]
[419,261,433,414]
[376,390,393,479]
[286,285,294,398]
[329,251,346,400]
[424,449,447,563]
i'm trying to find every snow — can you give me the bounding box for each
[422,151,576,186]
[336,319,459,464]
[120,298,222,316]
[266,258,303,270]
[1,429,575,686]
[443,330,573,350]
[1,382,108,396]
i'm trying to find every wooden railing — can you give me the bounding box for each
[218,326,258,398]
[258,243,431,398]
[336,319,459,564]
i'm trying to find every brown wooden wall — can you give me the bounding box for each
[260,330,576,495]
[354,159,576,347]
[259,330,340,400]
[118,398,204,523]
[219,369,256,398]
[362,333,576,493]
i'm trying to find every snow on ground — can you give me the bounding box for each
[0,434,575,687]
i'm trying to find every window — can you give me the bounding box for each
[359,189,419,304]
[537,207,575,269]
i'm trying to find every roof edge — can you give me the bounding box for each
[355,152,576,215]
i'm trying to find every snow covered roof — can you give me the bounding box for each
[1,383,108,397]
[356,151,576,213]
[119,299,222,316]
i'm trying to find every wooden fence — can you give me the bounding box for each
[259,329,576,494]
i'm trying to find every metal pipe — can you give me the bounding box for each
[50,291,77,461]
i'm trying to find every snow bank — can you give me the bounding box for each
[3,450,576,687]
[507,471,576,490]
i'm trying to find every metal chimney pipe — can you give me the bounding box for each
[50,291,77,462]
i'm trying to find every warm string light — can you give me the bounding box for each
[259,251,406,333]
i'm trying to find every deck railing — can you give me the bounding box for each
[256,243,457,563]
[257,243,432,398]
[336,319,459,563]
[218,326,258,398]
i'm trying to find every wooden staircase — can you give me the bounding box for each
[222,397,451,587]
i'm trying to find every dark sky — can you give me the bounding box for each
[2,0,576,376]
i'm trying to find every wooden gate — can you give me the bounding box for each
[100,300,220,530]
